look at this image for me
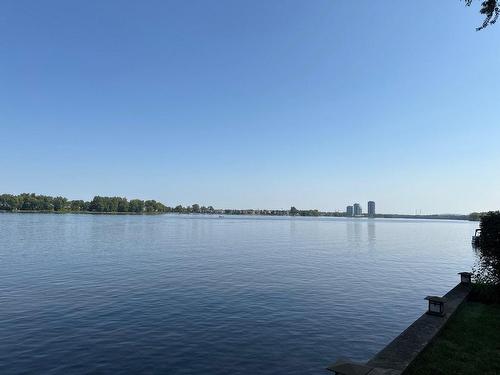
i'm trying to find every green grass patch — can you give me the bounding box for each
[404,302,500,375]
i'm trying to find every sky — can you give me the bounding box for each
[1,1,499,214]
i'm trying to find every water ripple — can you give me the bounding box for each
[0,214,476,374]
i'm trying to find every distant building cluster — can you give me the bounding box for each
[346,201,376,217]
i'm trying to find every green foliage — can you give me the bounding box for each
[470,283,500,304]
[289,206,320,216]
[469,212,484,221]
[464,0,499,30]
[20,193,54,210]
[127,199,144,213]
[0,194,19,210]
[0,193,56,211]
[298,209,320,217]
[117,199,129,212]
[0,193,170,214]
[474,211,500,287]
[53,196,68,211]
[144,200,167,213]
[70,200,89,211]
[479,211,500,250]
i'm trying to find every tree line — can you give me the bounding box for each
[0,193,228,215]
[0,193,491,219]
[0,193,171,213]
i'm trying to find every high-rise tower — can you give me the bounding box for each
[353,203,362,216]
[368,201,376,217]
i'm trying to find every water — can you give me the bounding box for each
[0,213,477,374]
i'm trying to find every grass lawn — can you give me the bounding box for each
[404,301,500,375]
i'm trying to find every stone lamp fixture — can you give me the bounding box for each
[424,296,445,317]
[458,272,472,284]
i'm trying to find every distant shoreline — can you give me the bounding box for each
[0,209,475,221]
[0,193,481,220]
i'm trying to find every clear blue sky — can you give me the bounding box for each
[1,1,499,214]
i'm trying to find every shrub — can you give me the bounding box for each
[473,211,500,300]
[469,282,500,304]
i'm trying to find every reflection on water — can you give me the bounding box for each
[346,219,376,250]
[368,220,376,248]
[0,214,477,375]
[346,219,362,248]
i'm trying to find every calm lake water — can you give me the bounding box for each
[0,213,477,374]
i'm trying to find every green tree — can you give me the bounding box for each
[475,211,500,288]
[145,200,157,213]
[53,196,68,211]
[89,196,105,212]
[108,197,120,212]
[70,200,86,211]
[129,199,145,213]
[0,194,19,211]
[156,201,168,212]
[0,193,169,214]
[470,212,484,221]
[290,206,298,216]
[117,198,129,212]
[17,193,53,211]
[465,0,499,30]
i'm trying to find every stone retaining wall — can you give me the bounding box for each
[327,279,472,375]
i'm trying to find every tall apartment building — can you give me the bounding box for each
[368,201,376,217]
[346,205,354,217]
[353,203,362,216]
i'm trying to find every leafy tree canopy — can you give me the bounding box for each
[465,0,499,30]
[0,193,171,214]
[474,211,500,290]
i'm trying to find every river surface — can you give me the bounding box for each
[0,213,477,374]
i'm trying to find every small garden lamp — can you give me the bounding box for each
[458,272,472,284]
[425,296,445,317]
